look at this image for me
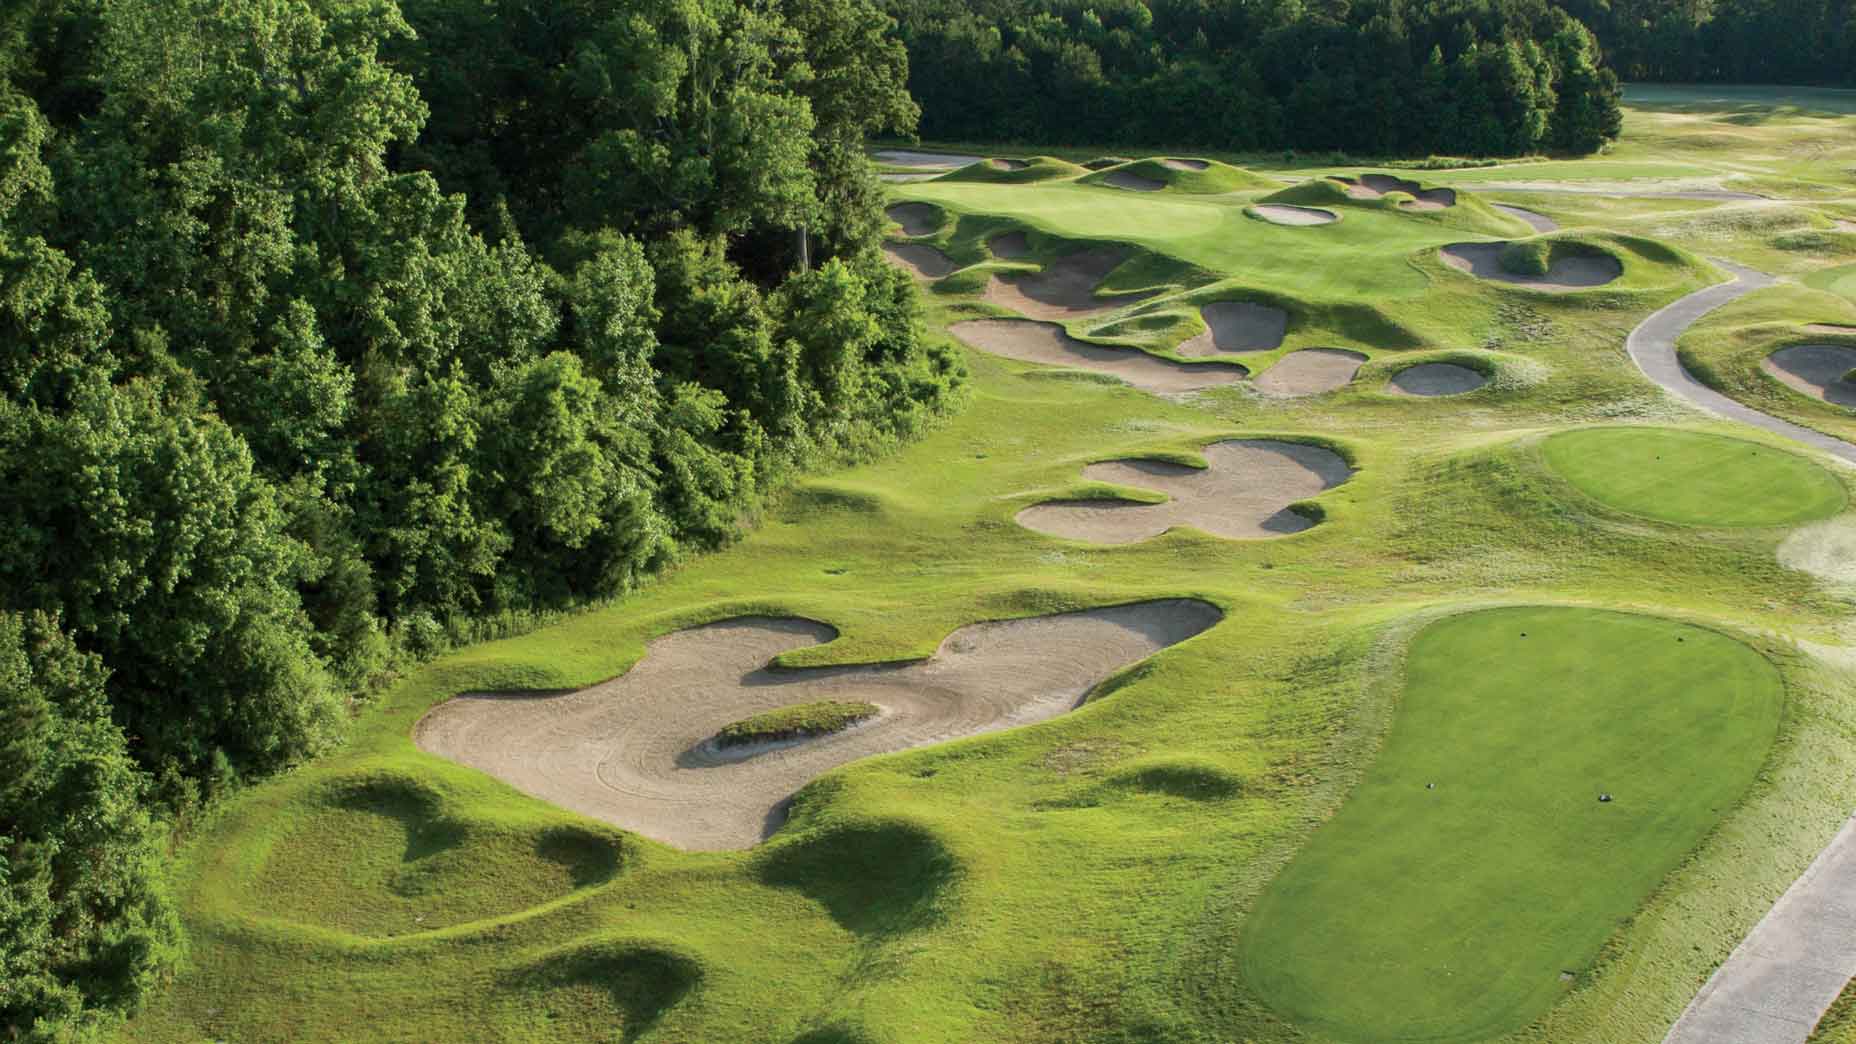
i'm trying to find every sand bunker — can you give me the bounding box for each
[882,242,957,281]
[886,203,942,237]
[1388,362,1489,397]
[1179,302,1287,356]
[1162,158,1210,171]
[1084,156,1135,170]
[989,158,1029,171]
[1763,344,1856,408]
[873,149,981,169]
[1016,440,1351,544]
[951,319,1244,395]
[1253,204,1339,226]
[1493,204,1559,233]
[1102,170,1166,192]
[985,247,1158,319]
[1439,243,1622,292]
[988,231,1030,259]
[1335,174,1456,209]
[414,601,1222,850]
[1839,219,1856,232]
[1255,349,1367,396]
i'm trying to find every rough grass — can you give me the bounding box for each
[716,701,881,747]
[1540,426,1849,527]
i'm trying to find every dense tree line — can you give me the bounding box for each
[883,0,1623,156]
[0,0,950,1036]
[1560,0,1856,85]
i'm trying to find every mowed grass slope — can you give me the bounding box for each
[1240,607,1783,1043]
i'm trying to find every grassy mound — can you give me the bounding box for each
[716,700,880,747]
[1259,177,1520,236]
[1241,606,1782,1043]
[755,818,960,934]
[1541,426,1846,527]
[1104,755,1245,799]
[252,772,624,936]
[1080,158,1278,195]
[938,156,1088,185]
[500,940,703,1041]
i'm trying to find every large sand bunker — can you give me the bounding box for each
[1440,242,1621,291]
[414,601,1222,850]
[1764,344,1856,408]
[989,230,1030,259]
[1252,204,1339,226]
[882,242,957,281]
[1102,170,1166,192]
[1016,440,1351,544]
[951,319,1244,395]
[1162,158,1211,171]
[1255,349,1367,396]
[985,247,1158,318]
[886,203,942,237]
[874,149,981,170]
[1179,302,1287,355]
[1335,174,1457,209]
[1388,362,1489,397]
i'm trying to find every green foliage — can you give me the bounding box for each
[716,700,881,747]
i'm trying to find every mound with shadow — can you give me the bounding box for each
[756,818,960,934]
[938,156,1088,184]
[501,940,703,1043]
[1081,158,1279,195]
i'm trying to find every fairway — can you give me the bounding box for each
[1240,607,1783,1043]
[1541,427,1847,526]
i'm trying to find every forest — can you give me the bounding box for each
[882,0,1626,156]
[0,0,954,1037]
[1560,0,1856,85]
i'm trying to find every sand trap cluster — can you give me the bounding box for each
[1492,204,1558,233]
[1763,344,1856,407]
[1335,174,1457,209]
[985,247,1157,318]
[1102,170,1166,192]
[1252,204,1339,226]
[988,230,1030,259]
[1017,440,1351,544]
[1255,349,1367,396]
[1388,362,1489,397]
[882,242,957,281]
[886,202,942,237]
[1439,242,1622,291]
[414,601,1222,850]
[951,319,1244,394]
[1180,302,1287,356]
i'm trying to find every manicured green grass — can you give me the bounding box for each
[1241,606,1783,1043]
[1540,427,1847,527]
[716,701,881,747]
[1805,262,1856,304]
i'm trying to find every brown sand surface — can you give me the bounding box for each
[1492,204,1559,232]
[1336,174,1456,208]
[1179,302,1287,355]
[1806,323,1856,335]
[951,319,1244,394]
[882,242,957,280]
[984,248,1158,318]
[989,158,1030,171]
[886,202,942,236]
[1254,348,1367,396]
[1016,440,1351,544]
[1388,362,1489,396]
[1102,170,1166,192]
[414,601,1221,850]
[1439,242,1621,291]
[1162,158,1210,171]
[1764,344,1856,408]
[873,149,981,169]
[989,231,1030,259]
[1252,204,1338,226]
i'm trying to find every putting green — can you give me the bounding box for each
[1540,426,1846,526]
[1241,606,1782,1043]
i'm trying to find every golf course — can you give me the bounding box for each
[98,89,1856,1043]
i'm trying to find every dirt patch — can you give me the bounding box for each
[1162,158,1210,171]
[1440,242,1622,292]
[874,149,980,169]
[1335,174,1456,208]
[989,231,1030,259]
[1764,344,1856,408]
[1252,204,1338,226]
[1255,349,1367,396]
[882,242,957,281]
[414,601,1222,850]
[1016,440,1351,544]
[951,319,1244,395]
[886,203,942,237]
[1493,204,1558,233]
[1179,302,1287,356]
[1388,362,1489,397]
[1102,170,1166,192]
[984,247,1158,319]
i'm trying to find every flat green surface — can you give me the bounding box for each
[1805,263,1856,305]
[1241,606,1783,1043]
[1541,427,1847,527]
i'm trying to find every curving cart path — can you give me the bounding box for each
[1642,262,1856,1043]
